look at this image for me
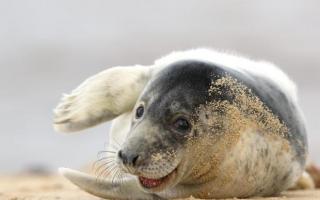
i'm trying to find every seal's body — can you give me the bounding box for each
[54,49,308,199]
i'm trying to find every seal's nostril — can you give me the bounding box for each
[132,155,139,166]
[118,150,140,166]
[118,150,127,164]
[118,150,123,159]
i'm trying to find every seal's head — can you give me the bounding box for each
[116,60,222,192]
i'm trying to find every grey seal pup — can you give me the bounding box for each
[53,49,310,199]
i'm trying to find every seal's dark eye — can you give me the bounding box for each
[172,117,191,133]
[135,105,144,119]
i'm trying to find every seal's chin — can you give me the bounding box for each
[137,167,178,192]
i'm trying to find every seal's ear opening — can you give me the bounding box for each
[53,65,150,133]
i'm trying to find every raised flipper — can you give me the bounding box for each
[59,168,162,200]
[53,65,150,132]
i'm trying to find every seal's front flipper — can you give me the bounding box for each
[59,168,159,200]
[289,171,315,190]
[53,66,150,133]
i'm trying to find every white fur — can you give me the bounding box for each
[108,112,132,148]
[53,65,150,132]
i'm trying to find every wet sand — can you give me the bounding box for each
[1,175,320,200]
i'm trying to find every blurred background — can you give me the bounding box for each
[0,0,319,173]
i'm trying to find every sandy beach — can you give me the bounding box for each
[1,174,320,200]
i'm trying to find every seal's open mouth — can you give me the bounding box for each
[138,168,177,189]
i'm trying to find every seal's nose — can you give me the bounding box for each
[118,150,140,166]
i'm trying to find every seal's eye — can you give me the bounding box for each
[172,117,191,133]
[135,105,144,119]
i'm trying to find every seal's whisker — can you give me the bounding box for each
[97,151,116,159]
[115,168,125,191]
[105,163,118,178]
[92,157,116,172]
[98,160,117,177]
[115,168,123,186]
[95,155,116,163]
[120,164,130,174]
[96,163,115,180]
[101,163,118,179]
[96,156,116,163]
[111,167,121,187]
[93,153,115,165]
[94,160,116,177]
[119,170,125,189]
[97,154,115,160]
[126,165,137,175]
[97,150,116,154]
[94,161,116,182]
[94,160,115,174]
